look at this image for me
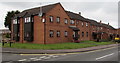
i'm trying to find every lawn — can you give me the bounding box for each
[2,41,115,50]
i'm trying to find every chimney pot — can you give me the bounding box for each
[79,12,81,15]
[100,20,102,23]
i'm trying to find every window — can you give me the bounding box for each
[86,32,88,37]
[49,16,53,22]
[64,18,68,24]
[82,32,84,37]
[76,21,79,24]
[25,17,31,23]
[57,31,60,37]
[13,19,17,24]
[86,23,88,26]
[70,20,74,24]
[101,27,103,30]
[64,31,68,37]
[56,17,60,23]
[97,27,100,30]
[49,30,54,37]
[82,22,84,26]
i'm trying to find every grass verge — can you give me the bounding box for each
[2,41,115,50]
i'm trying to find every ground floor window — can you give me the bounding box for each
[57,31,60,37]
[50,30,54,37]
[64,31,68,37]
[82,32,84,37]
[86,32,88,37]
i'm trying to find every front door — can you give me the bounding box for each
[73,31,80,41]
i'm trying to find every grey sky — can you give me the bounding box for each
[0,2,119,29]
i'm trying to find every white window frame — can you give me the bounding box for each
[57,31,60,37]
[56,17,60,23]
[86,23,88,26]
[25,17,31,23]
[50,16,53,22]
[82,22,84,26]
[64,18,68,24]
[70,20,74,24]
[50,30,54,37]
[65,31,68,37]
[13,19,17,24]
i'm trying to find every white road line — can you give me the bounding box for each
[96,53,114,60]
[43,57,51,59]
[18,59,27,61]
[51,55,58,58]
[33,59,42,61]
[39,56,47,58]
[30,57,37,60]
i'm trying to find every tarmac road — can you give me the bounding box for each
[2,46,119,62]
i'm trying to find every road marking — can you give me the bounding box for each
[39,56,47,58]
[33,59,42,61]
[30,57,37,59]
[18,59,27,61]
[96,53,114,60]
[43,57,51,59]
[51,55,58,58]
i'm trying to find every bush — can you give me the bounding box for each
[5,33,11,38]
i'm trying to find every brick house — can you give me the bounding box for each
[11,3,118,44]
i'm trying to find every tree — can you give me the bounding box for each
[4,10,20,30]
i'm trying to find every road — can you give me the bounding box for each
[2,46,119,62]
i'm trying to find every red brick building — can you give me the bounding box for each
[11,3,118,44]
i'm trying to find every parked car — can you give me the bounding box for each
[114,37,120,43]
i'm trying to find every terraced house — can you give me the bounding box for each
[11,3,118,44]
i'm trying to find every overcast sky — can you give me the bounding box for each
[0,1,119,29]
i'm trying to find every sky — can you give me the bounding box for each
[0,1,119,29]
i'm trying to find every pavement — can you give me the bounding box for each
[2,44,118,54]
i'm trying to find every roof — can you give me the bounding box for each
[84,18,100,26]
[69,26,80,31]
[14,2,115,30]
[84,18,115,29]
[66,11,88,22]
[15,3,60,18]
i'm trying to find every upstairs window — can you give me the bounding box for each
[13,19,17,24]
[70,20,74,24]
[49,30,54,37]
[86,23,88,26]
[64,31,68,37]
[82,22,84,27]
[57,31,60,37]
[56,17,60,23]
[76,21,79,24]
[25,17,31,23]
[64,18,68,24]
[49,16,53,22]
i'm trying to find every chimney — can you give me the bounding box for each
[79,12,81,15]
[108,23,109,25]
[100,20,102,23]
